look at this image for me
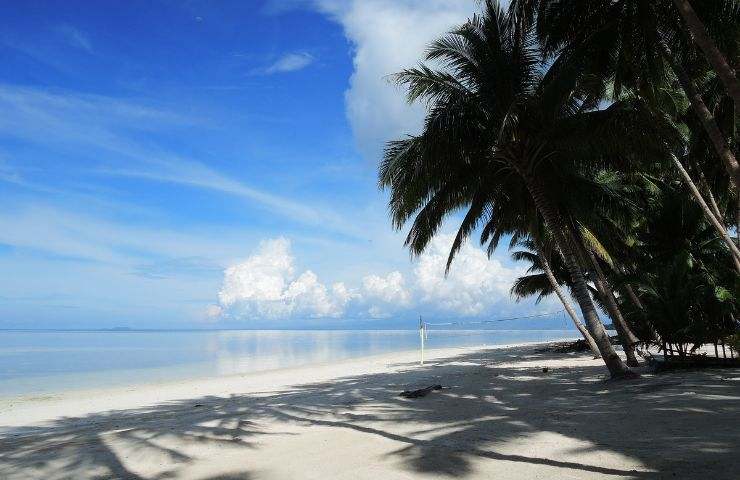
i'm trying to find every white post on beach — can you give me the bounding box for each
[419,315,425,366]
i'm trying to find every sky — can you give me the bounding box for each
[0,0,561,330]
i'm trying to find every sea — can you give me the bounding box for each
[0,329,579,397]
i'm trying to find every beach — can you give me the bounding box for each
[1,341,739,479]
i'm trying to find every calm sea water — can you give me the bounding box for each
[0,329,578,397]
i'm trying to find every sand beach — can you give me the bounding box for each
[1,342,738,479]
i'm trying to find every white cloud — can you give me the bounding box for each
[204,304,223,320]
[367,305,390,319]
[219,238,294,307]
[218,238,352,319]
[216,234,525,322]
[362,271,411,305]
[314,0,475,158]
[284,271,346,317]
[414,234,524,316]
[258,52,315,75]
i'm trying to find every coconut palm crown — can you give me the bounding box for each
[379,0,679,377]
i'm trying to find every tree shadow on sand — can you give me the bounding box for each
[1,346,738,479]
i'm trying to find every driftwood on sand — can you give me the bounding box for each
[399,384,445,398]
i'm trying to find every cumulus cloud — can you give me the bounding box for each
[218,238,352,319]
[361,270,412,318]
[216,235,524,322]
[362,271,411,305]
[314,0,475,158]
[204,304,223,320]
[257,52,315,75]
[414,234,524,316]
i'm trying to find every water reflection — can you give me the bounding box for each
[0,329,577,396]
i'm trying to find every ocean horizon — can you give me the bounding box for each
[0,329,580,397]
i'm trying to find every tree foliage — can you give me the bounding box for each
[380,0,739,370]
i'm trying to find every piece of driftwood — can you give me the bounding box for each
[399,384,445,398]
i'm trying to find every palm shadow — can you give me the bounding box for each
[1,346,738,479]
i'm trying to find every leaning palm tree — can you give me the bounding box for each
[523,0,740,192]
[510,238,602,357]
[511,0,740,108]
[379,1,671,377]
[474,164,643,364]
[670,0,740,108]
[625,181,739,351]
[516,0,740,271]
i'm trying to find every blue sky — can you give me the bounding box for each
[0,0,556,329]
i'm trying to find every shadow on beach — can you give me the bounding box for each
[1,346,738,479]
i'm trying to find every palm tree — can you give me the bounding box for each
[517,0,740,272]
[479,166,644,363]
[574,229,642,366]
[378,1,673,377]
[522,0,740,191]
[510,238,602,357]
[624,181,739,352]
[670,0,740,108]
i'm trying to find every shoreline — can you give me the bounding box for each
[0,330,578,404]
[0,339,579,429]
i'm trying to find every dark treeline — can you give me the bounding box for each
[379,0,739,377]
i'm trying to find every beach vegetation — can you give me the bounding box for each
[380,0,739,376]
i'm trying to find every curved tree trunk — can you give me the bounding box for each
[583,248,641,366]
[568,226,641,365]
[534,242,601,358]
[671,154,740,273]
[624,284,644,311]
[658,40,740,190]
[672,0,740,108]
[622,280,661,343]
[518,171,632,378]
[695,165,725,221]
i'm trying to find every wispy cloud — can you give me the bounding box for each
[0,156,23,185]
[0,202,253,266]
[0,84,356,236]
[97,157,346,230]
[254,52,315,75]
[133,256,222,279]
[55,24,93,53]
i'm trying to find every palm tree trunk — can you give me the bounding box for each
[671,153,740,273]
[534,242,601,358]
[582,248,641,366]
[624,284,644,311]
[518,171,632,378]
[586,256,640,349]
[736,195,739,248]
[694,166,740,283]
[658,39,740,190]
[671,0,740,108]
[622,281,661,342]
[695,164,725,221]
[736,195,739,247]
[569,230,641,366]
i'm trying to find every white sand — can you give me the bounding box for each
[1,342,738,479]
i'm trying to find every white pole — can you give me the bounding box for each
[419,315,425,365]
